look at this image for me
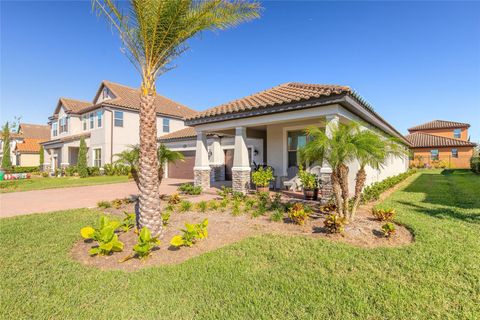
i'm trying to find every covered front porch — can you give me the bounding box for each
[191,105,346,195]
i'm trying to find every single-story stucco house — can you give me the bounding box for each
[160,82,410,197]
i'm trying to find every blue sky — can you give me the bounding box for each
[1,1,479,141]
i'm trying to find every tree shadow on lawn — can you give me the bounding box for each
[396,200,480,224]
[401,170,480,211]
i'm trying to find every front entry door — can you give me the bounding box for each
[224,149,234,181]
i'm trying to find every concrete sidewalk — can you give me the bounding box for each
[0,178,215,218]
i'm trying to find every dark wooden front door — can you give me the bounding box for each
[224,149,234,181]
[168,151,195,179]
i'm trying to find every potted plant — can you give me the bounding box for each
[252,166,274,193]
[298,166,319,200]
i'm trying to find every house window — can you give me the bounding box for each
[453,128,461,139]
[94,148,102,167]
[52,123,58,137]
[102,87,111,100]
[89,112,94,129]
[114,111,123,127]
[97,110,103,128]
[287,131,308,168]
[82,114,87,130]
[163,118,170,133]
[431,149,439,160]
[451,148,458,158]
[59,117,68,134]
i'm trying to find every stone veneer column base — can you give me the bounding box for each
[194,168,211,189]
[319,172,333,204]
[232,168,251,194]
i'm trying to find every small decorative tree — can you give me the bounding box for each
[39,145,45,171]
[1,122,12,170]
[77,137,88,178]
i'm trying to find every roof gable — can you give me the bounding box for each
[53,98,92,116]
[17,123,50,139]
[408,120,470,132]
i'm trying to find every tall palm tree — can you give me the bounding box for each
[157,144,184,185]
[93,0,260,235]
[300,121,404,220]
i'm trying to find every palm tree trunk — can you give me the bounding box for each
[338,164,350,218]
[350,166,366,219]
[137,86,162,236]
[131,167,140,188]
[331,168,343,215]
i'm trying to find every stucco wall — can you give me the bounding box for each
[411,146,473,168]
[410,127,469,140]
[19,153,40,166]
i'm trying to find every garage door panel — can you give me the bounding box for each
[168,151,195,179]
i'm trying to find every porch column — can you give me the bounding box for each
[194,131,211,189]
[209,136,225,182]
[319,115,339,201]
[232,127,251,194]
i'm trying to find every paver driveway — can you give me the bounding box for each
[0,178,218,218]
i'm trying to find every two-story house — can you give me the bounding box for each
[406,120,476,168]
[41,81,196,172]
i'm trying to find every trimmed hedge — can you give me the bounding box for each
[8,166,39,173]
[361,169,417,203]
[471,157,480,174]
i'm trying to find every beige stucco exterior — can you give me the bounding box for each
[410,146,473,168]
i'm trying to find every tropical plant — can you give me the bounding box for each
[207,200,220,211]
[381,222,396,238]
[196,200,208,213]
[178,183,202,195]
[179,200,193,212]
[217,186,233,199]
[97,200,111,209]
[371,207,396,221]
[300,121,406,220]
[168,193,181,205]
[471,157,480,174]
[77,136,88,178]
[80,216,123,256]
[298,166,318,190]
[121,212,136,232]
[288,202,308,225]
[157,144,184,185]
[161,211,171,226]
[170,219,209,247]
[323,213,347,234]
[271,209,284,222]
[252,166,274,188]
[121,227,161,262]
[1,122,12,170]
[93,0,260,236]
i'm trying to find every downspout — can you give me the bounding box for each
[110,109,114,163]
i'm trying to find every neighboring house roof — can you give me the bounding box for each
[158,127,226,142]
[17,123,50,139]
[51,81,196,120]
[408,120,470,131]
[15,138,46,153]
[92,81,197,119]
[41,132,91,147]
[406,132,476,148]
[187,83,350,120]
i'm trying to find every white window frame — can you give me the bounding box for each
[453,128,461,139]
[93,148,102,167]
[59,117,68,134]
[89,112,95,129]
[52,123,58,137]
[82,114,87,131]
[163,118,170,133]
[97,110,103,128]
[114,111,123,127]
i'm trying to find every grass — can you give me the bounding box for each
[1,170,479,319]
[0,175,130,193]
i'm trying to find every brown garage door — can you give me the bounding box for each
[168,151,195,179]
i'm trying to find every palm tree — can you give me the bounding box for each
[300,121,404,220]
[115,145,140,186]
[93,0,260,235]
[157,144,184,185]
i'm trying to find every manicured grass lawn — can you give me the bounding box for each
[1,170,479,319]
[0,175,130,193]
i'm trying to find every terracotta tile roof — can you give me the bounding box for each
[17,123,50,139]
[41,132,91,146]
[158,127,223,142]
[15,138,46,153]
[59,98,92,113]
[408,120,470,131]
[95,81,197,119]
[187,82,351,120]
[406,132,476,148]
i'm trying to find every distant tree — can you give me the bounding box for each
[157,144,184,185]
[1,122,12,170]
[77,137,88,178]
[39,145,45,170]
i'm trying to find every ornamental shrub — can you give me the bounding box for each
[382,222,396,238]
[323,213,347,233]
[252,166,274,188]
[80,216,123,256]
[361,170,417,203]
[77,137,88,178]
[178,183,202,195]
[170,219,208,247]
[371,207,396,221]
[288,203,308,225]
[471,157,480,174]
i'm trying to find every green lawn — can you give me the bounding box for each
[1,170,479,319]
[0,175,130,193]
